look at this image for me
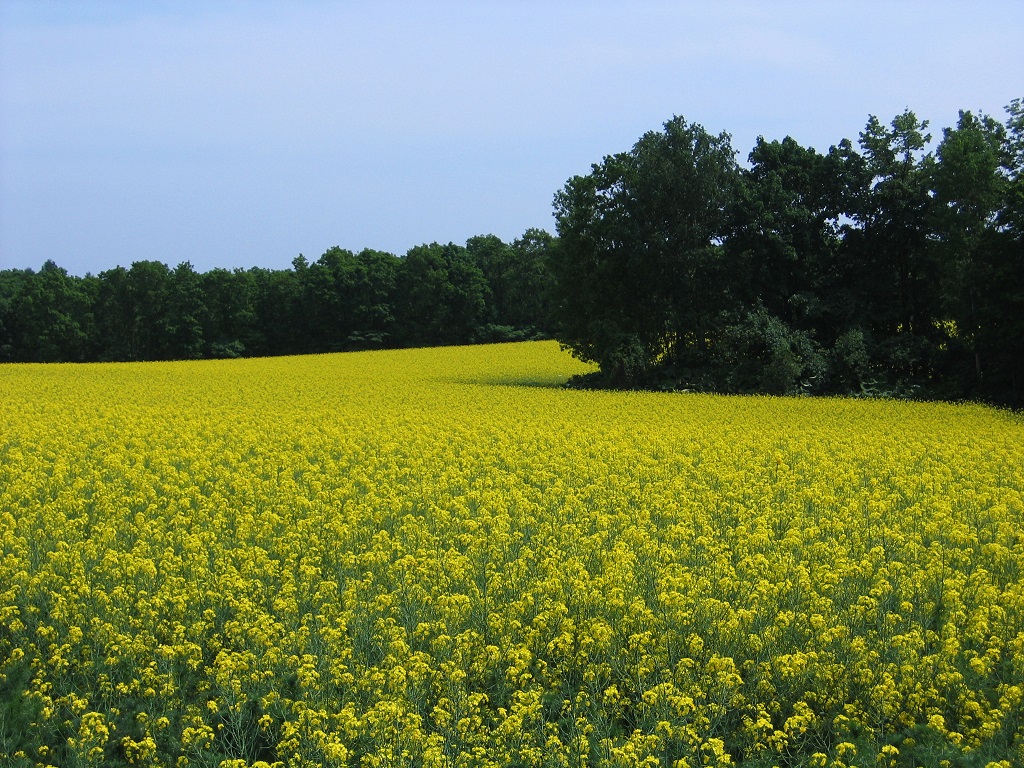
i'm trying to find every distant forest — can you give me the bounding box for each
[2,102,1022,406]
[0,232,554,361]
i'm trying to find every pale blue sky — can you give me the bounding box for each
[1,1,1021,276]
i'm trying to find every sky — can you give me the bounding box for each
[1,1,1022,277]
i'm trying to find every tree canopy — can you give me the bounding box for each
[0,237,556,365]
[549,104,1023,406]
[550,117,739,384]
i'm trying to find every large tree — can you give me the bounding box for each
[979,99,1024,404]
[4,261,93,362]
[727,136,861,330]
[466,231,554,339]
[508,228,556,334]
[165,261,206,359]
[395,242,489,347]
[721,137,869,394]
[201,267,259,358]
[841,110,939,384]
[550,116,740,384]
[930,109,1009,394]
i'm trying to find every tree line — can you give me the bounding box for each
[0,231,555,363]
[2,101,1022,405]
[551,102,1024,406]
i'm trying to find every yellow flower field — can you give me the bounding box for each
[1,341,1022,768]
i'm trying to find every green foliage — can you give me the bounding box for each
[0,231,550,364]
[396,242,490,347]
[550,115,740,384]
[551,103,1024,406]
[727,135,862,349]
[718,310,827,395]
[467,229,556,336]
